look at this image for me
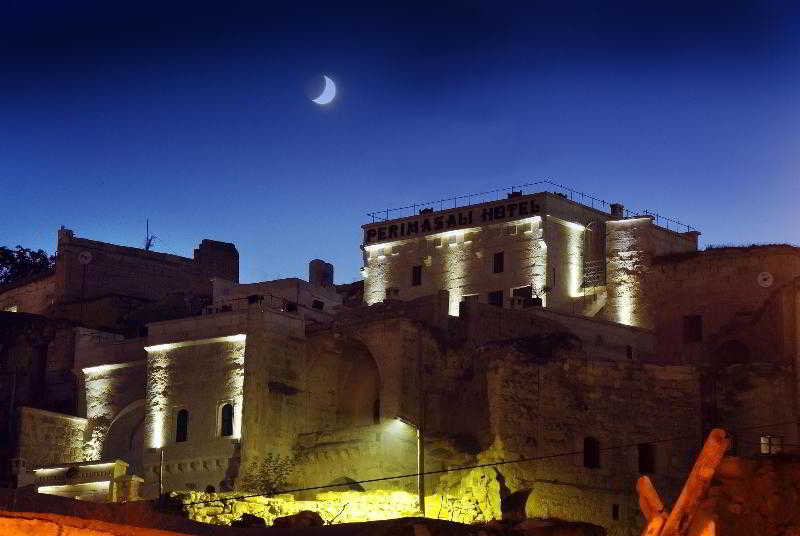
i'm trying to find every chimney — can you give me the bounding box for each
[58,226,74,243]
[683,230,701,250]
[507,191,522,199]
[610,203,624,220]
[309,259,334,287]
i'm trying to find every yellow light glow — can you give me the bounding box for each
[144,342,178,353]
[83,363,121,375]
[34,467,67,475]
[38,481,110,495]
[144,334,246,353]
[617,287,635,326]
[606,218,650,326]
[443,236,467,316]
[431,227,480,240]
[146,334,247,448]
[34,462,115,476]
[80,462,115,471]
[522,218,547,307]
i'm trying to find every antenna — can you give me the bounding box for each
[144,218,157,251]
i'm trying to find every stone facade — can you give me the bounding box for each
[16,407,87,467]
[6,189,800,536]
[362,192,697,320]
[0,227,239,331]
[0,227,238,483]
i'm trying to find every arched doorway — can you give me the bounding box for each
[306,336,382,431]
[102,399,145,475]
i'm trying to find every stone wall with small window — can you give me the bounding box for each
[642,245,800,365]
[363,216,547,316]
[142,330,246,497]
[478,341,700,536]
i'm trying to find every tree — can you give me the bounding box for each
[0,246,55,286]
[238,453,298,495]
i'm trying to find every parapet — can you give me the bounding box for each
[194,240,239,283]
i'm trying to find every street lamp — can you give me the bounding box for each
[395,416,425,516]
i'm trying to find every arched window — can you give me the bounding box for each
[715,340,750,366]
[372,398,381,424]
[220,403,234,437]
[176,409,188,443]
[638,443,656,474]
[583,436,600,469]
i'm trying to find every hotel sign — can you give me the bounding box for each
[363,197,541,244]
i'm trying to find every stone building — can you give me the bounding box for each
[0,227,238,332]
[3,187,800,536]
[361,191,698,319]
[0,227,238,487]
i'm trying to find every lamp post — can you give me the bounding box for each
[395,416,425,516]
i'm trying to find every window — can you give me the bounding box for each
[512,286,533,299]
[372,398,381,424]
[683,314,703,342]
[638,443,656,474]
[220,404,234,437]
[488,290,504,307]
[176,409,189,443]
[612,504,620,521]
[311,299,325,310]
[3,305,18,312]
[411,265,422,286]
[761,435,782,455]
[583,437,600,469]
[626,345,633,359]
[493,252,505,273]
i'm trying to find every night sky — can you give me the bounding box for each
[1,1,797,283]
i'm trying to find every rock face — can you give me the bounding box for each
[272,509,325,528]
[230,513,265,528]
[697,456,800,536]
[479,518,606,535]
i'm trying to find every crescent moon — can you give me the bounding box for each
[312,75,336,105]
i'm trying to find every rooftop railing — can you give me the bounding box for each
[366,179,696,232]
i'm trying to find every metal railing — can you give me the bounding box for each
[366,179,696,232]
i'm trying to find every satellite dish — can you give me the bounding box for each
[756,271,773,288]
[78,251,93,265]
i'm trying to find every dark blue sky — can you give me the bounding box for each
[1,1,797,283]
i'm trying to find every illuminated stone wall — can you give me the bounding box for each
[362,192,623,317]
[605,218,696,328]
[240,308,307,464]
[17,407,87,466]
[363,216,546,315]
[142,321,247,497]
[83,361,146,461]
[179,489,424,526]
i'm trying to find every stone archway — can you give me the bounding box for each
[335,341,381,428]
[101,399,145,475]
[306,336,382,432]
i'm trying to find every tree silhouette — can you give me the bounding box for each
[0,246,55,285]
